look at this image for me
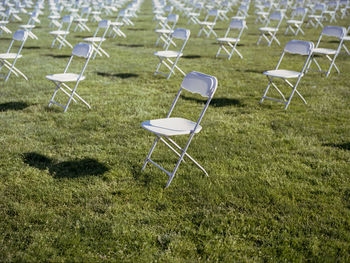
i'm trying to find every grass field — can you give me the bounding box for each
[0,1,350,262]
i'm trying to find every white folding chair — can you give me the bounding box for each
[260,40,314,110]
[323,1,339,23]
[155,14,179,47]
[83,19,110,59]
[0,9,12,35]
[306,26,346,77]
[19,11,40,40]
[285,7,307,36]
[0,30,28,82]
[255,1,273,24]
[216,19,246,59]
[257,12,284,47]
[46,43,93,112]
[74,7,91,32]
[306,3,326,29]
[342,26,350,55]
[197,9,219,38]
[141,71,218,188]
[187,3,203,25]
[154,28,190,79]
[109,12,126,38]
[50,15,74,49]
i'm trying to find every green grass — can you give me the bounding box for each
[0,1,350,262]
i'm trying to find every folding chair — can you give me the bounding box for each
[255,1,273,24]
[306,26,346,77]
[260,40,314,110]
[109,16,126,38]
[50,15,74,49]
[197,9,219,38]
[306,3,326,29]
[0,30,28,82]
[342,26,350,55]
[83,19,110,59]
[154,28,190,80]
[187,3,203,25]
[155,14,179,47]
[285,7,307,36]
[19,11,40,40]
[216,19,246,59]
[46,43,93,112]
[257,12,284,47]
[323,1,339,23]
[74,7,91,32]
[0,9,12,35]
[141,71,218,188]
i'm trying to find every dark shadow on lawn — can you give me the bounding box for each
[24,46,41,50]
[127,28,147,31]
[323,143,350,151]
[0,101,30,112]
[236,69,262,74]
[22,152,109,178]
[45,54,71,59]
[115,43,144,48]
[183,55,201,59]
[97,72,139,79]
[181,95,243,107]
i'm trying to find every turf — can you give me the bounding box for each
[0,1,350,262]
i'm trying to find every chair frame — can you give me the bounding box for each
[285,7,308,36]
[257,12,284,47]
[47,43,93,112]
[83,19,111,59]
[141,71,218,188]
[306,26,346,77]
[260,40,314,110]
[50,15,74,49]
[0,30,28,82]
[198,9,219,38]
[216,19,246,59]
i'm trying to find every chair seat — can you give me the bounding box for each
[263,69,301,78]
[308,15,322,18]
[0,53,22,59]
[217,37,239,42]
[155,28,172,34]
[154,50,182,58]
[313,48,337,55]
[19,24,35,29]
[0,21,9,25]
[259,27,278,32]
[343,36,350,41]
[141,117,202,136]
[189,12,200,16]
[110,21,123,26]
[75,18,88,22]
[83,37,105,42]
[286,19,302,24]
[46,73,86,82]
[50,30,69,35]
[48,15,60,19]
[199,21,215,26]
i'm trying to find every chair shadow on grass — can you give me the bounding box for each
[24,46,41,50]
[44,54,71,59]
[97,72,139,79]
[182,54,201,59]
[323,143,350,151]
[181,95,243,107]
[22,152,109,178]
[0,101,30,112]
[115,43,144,48]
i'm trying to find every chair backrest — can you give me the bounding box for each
[72,42,93,58]
[181,71,218,98]
[13,29,28,41]
[230,19,245,29]
[167,13,178,23]
[284,40,314,55]
[269,12,283,21]
[172,28,190,40]
[321,26,346,39]
[293,7,307,18]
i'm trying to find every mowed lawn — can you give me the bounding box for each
[0,1,350,262]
